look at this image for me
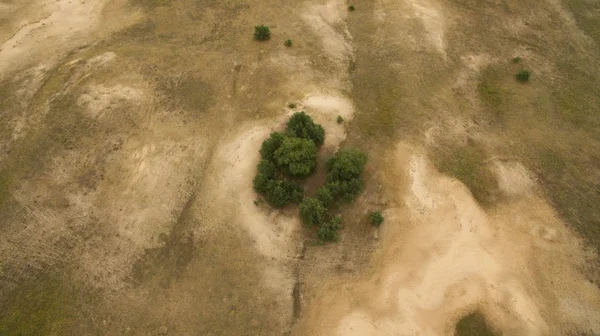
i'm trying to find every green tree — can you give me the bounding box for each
[299,197,327,226]
[265,179,303,207]
[325,148,368,202]
[369,211,384,227]
[260,132,285,161]
[326,148,368,182]
[286,112,325,146]
[315,186,334,208]
[274,136,317,178]
[317,216,342,242]
[254,25,271,41]
[253,159,277,193]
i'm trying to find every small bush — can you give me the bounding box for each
[299,197,327,226]
[265,179,303,207]
[369,211,384,227]
[254,25,271,41]
[274,136,317,178]
[317,216,342,242]
[337,115,344,124]
[260,132,285,161]
[286,111,325,146]
[284,39,292,47]
[348,5,355,11]
[516,70,531,82]
[512,56,521,63]
[315,186,334,208]
[288,103,296,109]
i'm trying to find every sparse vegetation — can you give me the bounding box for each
[288,103,296,109]
[348,5,355,11]
[337,115,344,124]
[284,39,292,47]
[512,56,521,63]
[369,211,384,227]
[253,25,271,41]
[516,70,531,82]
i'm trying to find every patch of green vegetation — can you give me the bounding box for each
[433,143,498,206]
[478,68,510,121]
[511,56,521,63]
[455,311,501,336]
[0,274,78,335]
[300,197,327,226]
[288,103,296,109]
[253,25,271,41]
[317,216,342,242]
[369,211,384,227]
[337,115,344,124]
[348,5,355,11]
[284,39,292,47]
[254,113,369,241]
[516,70,531,82]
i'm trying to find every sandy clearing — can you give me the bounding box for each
[408,0,446,56]
[0,0,136,76]
[296,145,600,336]
[302,0,353,66]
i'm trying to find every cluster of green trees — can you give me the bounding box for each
[253,112,369,242]
[299,148,368,241]
[253,112,324,207]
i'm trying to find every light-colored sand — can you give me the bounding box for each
[296,144,600,335]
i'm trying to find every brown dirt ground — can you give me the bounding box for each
[1,0,599,335]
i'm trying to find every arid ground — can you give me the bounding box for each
[1,0,600,335]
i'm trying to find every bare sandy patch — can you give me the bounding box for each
[77,83,146,120]
[0,0,138,76]
[408,0,446,56]
[296,145,600,336]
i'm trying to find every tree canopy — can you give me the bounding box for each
[274,136,317,178]
[286,112,325,146]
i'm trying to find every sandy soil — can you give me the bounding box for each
[1,0,600,334]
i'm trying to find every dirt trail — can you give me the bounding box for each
[296,145,600,335]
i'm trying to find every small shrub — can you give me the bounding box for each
[315,186,334,208]
[284,39,292,47]
[265,179,303,207]
[516,70,531,82]
[337,115,344,124]
[260,132,285,161]
[512,56,521,63]
[286,111,325,146]
[288,103,296,109]
[274,136,317,178]
[348,5,355,11]
[254,25,271,41]
[299,197,327,226]
[369,211,384,227]
[317,216,342,242]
